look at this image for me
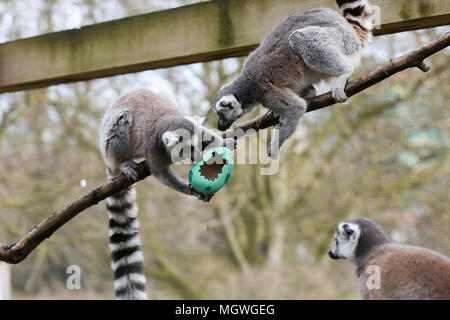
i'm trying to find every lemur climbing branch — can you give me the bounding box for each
[223,32,450,136]
[0,32,449,264]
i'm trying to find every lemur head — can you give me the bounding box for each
[214,90,243,131]
[329,221,362,260]
[214,76,258,131]
[329,218,390,262]
[161,115,207,163]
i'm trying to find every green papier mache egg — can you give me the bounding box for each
[189,147,234,195]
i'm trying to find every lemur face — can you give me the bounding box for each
[162,129,203,163]
[329,222,361,260]
[214,94,243,131]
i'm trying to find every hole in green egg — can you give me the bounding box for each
[199,152,229,181]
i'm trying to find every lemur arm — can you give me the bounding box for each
[145,145,194,195]
[262,84,307,159]
[153,167,213,202]
[152,167,192,196]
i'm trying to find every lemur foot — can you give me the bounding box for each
[201,193,214,203]
[190,185,214,203]
[332,87,348,103]
[301,86,317,99]
[331,74,350,103]
[120,161,139,181]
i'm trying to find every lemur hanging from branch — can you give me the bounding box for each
[214,0,374,159]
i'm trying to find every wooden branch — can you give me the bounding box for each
[0,32,449,264]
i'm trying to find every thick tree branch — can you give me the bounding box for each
[0,32,449,264]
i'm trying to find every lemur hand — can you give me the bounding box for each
[120,161,139,181]
[190,185,214,203]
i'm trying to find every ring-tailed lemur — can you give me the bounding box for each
[99,89,234,299]
[329,218,450,300]
[214,0,374,159]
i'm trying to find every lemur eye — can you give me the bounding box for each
[220,101,233,108]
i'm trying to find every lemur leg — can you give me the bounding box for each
[263,84,307,159]
[299,85,317,99]
[102,110,138,181]
[289,26,353,102]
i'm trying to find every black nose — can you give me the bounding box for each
[220,102,232,108]
[218,118,234,131]
[328,250,340,260]
[218,120,228,131]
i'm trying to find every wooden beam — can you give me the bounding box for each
[0,0,449,94]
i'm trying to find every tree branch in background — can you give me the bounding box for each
[0,32,449,264]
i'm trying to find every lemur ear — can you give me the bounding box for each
[343,224,354,237]
[185,116,205,125]
[162,131,179,148]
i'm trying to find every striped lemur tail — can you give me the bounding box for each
[336,0,374,45]
[106,184,147,300]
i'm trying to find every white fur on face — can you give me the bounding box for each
[162,131,179,148]
[164,128,203,163]
[332,222,361,260]
[215,94,243,120]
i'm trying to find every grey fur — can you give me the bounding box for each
[100,89,232,201]
[329,218,450,300]
[350,218,391,267]
[100,89,234,299]
[214,2,373,159]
